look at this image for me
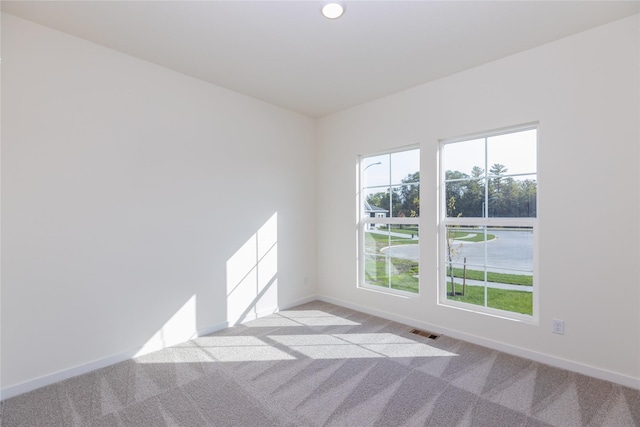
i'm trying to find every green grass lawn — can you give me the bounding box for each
[447,267,532,286]
[448,231,495,242]
[446,283,533,315]
[388,226,419,236]
[366,231,417,248]
[382,227,495,242]
[364,256,418,294]
[364,229,532,314]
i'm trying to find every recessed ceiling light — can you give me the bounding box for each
[322,2,345,19]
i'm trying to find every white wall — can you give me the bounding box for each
[2,10,639,399]
[1,13,316,396]
[317,15,640,386]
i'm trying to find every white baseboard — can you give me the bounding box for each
[316,294,640,390]
[0,295,319,401]
[278,294,318,311]
[198,321,230,337]
[7,292,633,402]
[1,320,230,401]
[1,348,138,401]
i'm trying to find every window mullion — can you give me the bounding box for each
[484,136,489,219]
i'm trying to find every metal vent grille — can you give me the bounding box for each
[410,329,440,340]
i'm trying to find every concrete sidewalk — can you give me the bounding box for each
[367,229,419,240]
[445,276,532,292]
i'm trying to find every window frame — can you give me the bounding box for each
[358,146,420,297]
[438,124,539,322]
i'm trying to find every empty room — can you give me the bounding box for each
[1,1,639,426]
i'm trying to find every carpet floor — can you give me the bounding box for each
[2,300,639,426]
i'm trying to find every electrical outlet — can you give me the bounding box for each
[552,319,565,335]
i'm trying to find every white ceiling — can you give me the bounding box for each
[3,1,639,118]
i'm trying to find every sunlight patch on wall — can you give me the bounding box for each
[134,295,197,357]
[226,213,279,325]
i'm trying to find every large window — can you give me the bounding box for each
[440,126,537,319]
[359,148,420,295]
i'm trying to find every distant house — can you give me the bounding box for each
[364,201,388,229]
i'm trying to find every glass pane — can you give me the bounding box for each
[446,225,486,266]
[487,288,532,316]
[445,225,534,315]
[445,225,487,305]
[485,227,533,315]
[391,184,420,218]
[363,187,391,215]
[363,154,389,188]
[364,254,389,288]
[391,149,420,185]
[487,129,537,176]
[364,228,381,254]
[390,256,419,293]
[385,224,419,254]
[366,225,419,293]
[444,259,485,306]
[445,179,484,218]
[443,138,485,178]
[487,175,536,218]
[486,227,533,274]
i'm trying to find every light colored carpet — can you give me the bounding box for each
[2,301,639,426]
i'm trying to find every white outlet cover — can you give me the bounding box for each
[552,319,565,335]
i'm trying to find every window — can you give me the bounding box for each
[359,148,420,295]
[440,126,537,319]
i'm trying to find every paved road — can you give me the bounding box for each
[450,229,533,273]
[379,229,533,286]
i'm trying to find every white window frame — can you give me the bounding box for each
[358,146,420,297]
[439,124,538,322]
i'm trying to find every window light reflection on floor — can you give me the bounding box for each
[245,310,361,327]
[138,334,457,364]
[173,336,296,362]
[268,333,457,359]
[136,310,458,364]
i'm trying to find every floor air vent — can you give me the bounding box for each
[410,329,440,340]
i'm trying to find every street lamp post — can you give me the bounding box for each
[364,161,381,171]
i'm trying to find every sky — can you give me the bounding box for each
[363,128,537,188]
[443,129,537,176]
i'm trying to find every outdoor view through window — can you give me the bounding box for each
[442,126,537,317]
[360,148,420,295]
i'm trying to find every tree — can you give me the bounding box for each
[461,167,484,217]
[446,164,536,218]
[444,170,468,217]
[399,172,420,217]
[519,179,537,217]
[489,163,508,216]
[470,166,484,178]
[366,172,420,219]
[446,196,462,295]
